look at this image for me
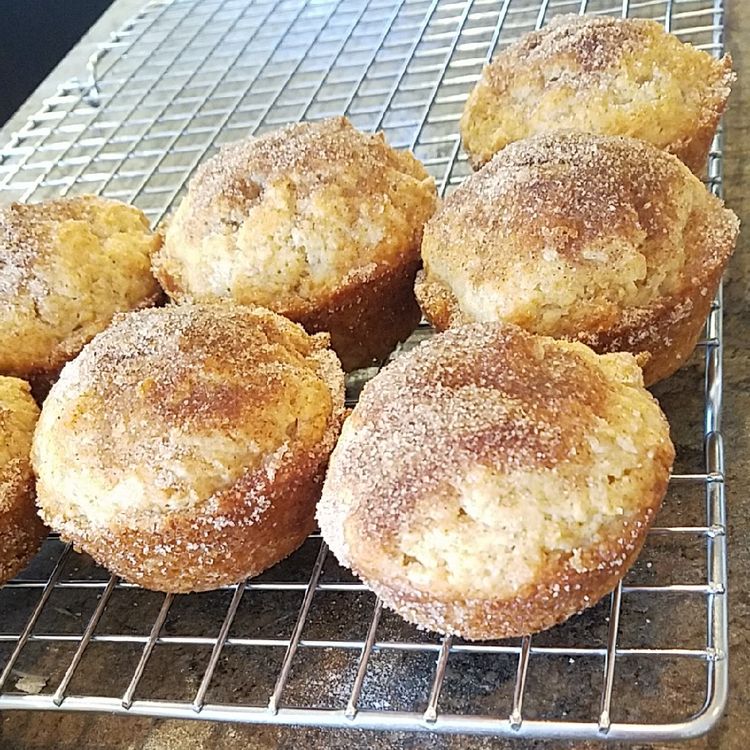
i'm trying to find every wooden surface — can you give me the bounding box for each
[2,1,750,748]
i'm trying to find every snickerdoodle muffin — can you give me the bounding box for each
[0,196,162,394]
[0,377,45,585]
[33,304,345,593]
[461,14,734,173]
[153,117,437,371]
[415,132,739,386]
[317,324,674,640]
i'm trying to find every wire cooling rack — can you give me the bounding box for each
[0,0,730,741]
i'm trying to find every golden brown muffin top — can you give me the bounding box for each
[182,116,430,242]
[324,324,641,526]
[484,14,696,87]
[318,323,674,599]
[0,195,161,378]
[154,117,436,314]
[420,132,739,337]
[33,304,345,528]
[0,195,156,298]
[461,14,734,170]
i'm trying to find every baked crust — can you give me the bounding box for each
[361,503,659,640]
[317,324,675,639]
[416,132,739,386]
[0,195,163,389]
[153,117,436,370]
[0,377,45,585]
[35,433,326,593]
[461,14,734,174]
[415,267,718,386]
[293,258,422,371]
[33,304,345,593]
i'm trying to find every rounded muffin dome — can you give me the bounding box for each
[415,131,739,385]
[33,304,345,593]
[153,116,437,370]
[0,376,44,585]
[461,14,734,172]
[0,195,162,391]
[317,324,674,640]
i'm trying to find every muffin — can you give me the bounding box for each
[0,376,45,585]
[415,132,739,386]
[33,304,345,593]
[153,116,437,371]
[317,324,674,640]
[461,14,734,173]
[0,195,162,395]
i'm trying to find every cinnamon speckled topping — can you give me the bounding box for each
[0,196,147,299]
[0,195,162,383]
[33,305,345,592]
[0,458,24,514]
[431,131,738,272]
[69,303,323,415]
[320,324,613,550]
[317,323,674,637]
[417,131,738,385]
[40,303,345,521]
[484,14,734,98]
[461,13,735,174]
[0,449,27,517]
[0,376,38,513]
[493,14,653,84]
[0,376,44,585]
[183,116,427,241]
[72,304,337,438]
[1,201,60,298]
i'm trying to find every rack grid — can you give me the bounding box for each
[0,0,729,741]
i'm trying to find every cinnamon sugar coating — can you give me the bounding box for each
[0,376,44,585]
[33,304,345,593]
[416,132,739,385]
[317,324,674,639]
[154,117,437,370]
[461,14,734,173]
[0,195,162,392]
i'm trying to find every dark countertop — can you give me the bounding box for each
[2,1,749,748]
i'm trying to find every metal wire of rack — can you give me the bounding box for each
[0,0,729,741]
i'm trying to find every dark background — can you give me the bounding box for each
[0,0,114,126]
